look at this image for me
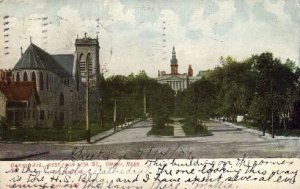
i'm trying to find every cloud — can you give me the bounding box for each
[0,0,299,77]
[104,0,135,25]
[188,0,236,37]
[14,0,46,8]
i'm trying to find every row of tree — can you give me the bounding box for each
[100,71,175,127]
[177,52,300,131]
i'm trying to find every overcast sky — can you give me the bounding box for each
[0,0,299,77]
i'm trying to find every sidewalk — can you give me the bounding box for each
[77,119,142,144]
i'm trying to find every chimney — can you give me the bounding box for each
[188,65,193,77]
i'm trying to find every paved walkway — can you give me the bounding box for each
[169,117,185,137]
[97,119,153,144]
[76,119,141,144]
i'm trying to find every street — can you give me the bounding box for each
[1,119,300,160]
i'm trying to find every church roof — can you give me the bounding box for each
[13,43,70,77]
[52,54,74,75]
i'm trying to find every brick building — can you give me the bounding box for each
[0,81,39,128]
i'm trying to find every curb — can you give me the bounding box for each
[0,151,50,161]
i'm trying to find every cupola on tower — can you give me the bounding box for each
[170,46,178,75]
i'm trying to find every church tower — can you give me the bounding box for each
[75,33,100,87]
[75,33,101,123]
[170,46,178,75]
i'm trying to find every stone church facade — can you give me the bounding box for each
[10,34,100,128]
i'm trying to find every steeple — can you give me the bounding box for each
[172,46,176,59]
[171,46,177,65]
[170,46,178,74]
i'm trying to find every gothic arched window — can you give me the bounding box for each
[59,92,64,106]
[86,53,92,75]
[23,72,28,81]
[39,72,44,90]
[16,72,20,81]
[46,74,49,90]
[79,53,85,76]
[31,72,36,82]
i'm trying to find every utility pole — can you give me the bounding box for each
[99,98,104,127]
[143,86,146,116]
[69,89,73,141]
[113,98,117,131]
[86,57,91,143]
[271,79,274,138]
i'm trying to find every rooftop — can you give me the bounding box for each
[52,54,74,75]
[0,81,40,103]
[13,43,70,77]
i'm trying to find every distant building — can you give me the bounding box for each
[8,33,100,128]
[0,81,40,128]
[157,47,202,92]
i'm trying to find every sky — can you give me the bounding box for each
[0,0,299,77]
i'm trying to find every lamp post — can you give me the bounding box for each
[143,86,147,116]
[86,57,91,143]
[271,79,274,138]
[99,98,104,128]
[69,89,73,141]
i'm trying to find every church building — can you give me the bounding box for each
[157,47,201,92]
[8,34,100,128]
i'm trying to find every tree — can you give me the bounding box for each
[149,82,175,128]
[249,52,298,131]
[207,60,256,121]
[102,72,175,127]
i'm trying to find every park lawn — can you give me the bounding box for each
[274,129,300,137]
[236,122,300,137]
[147,126,174,136]
[182,124,195,136]
[2,122,114,142]
[182,124,211,136]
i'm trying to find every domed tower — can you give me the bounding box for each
[170,46,178,75]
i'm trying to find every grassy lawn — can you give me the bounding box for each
[235,121,300,137]
[274,129,300,137]
[1,122,114,142]
[182,124,195,136]
[182,124,211,136]
[147,126,174,136]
